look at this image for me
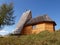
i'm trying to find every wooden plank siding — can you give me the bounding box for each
[20,26,32,34]
[21,22,55,34]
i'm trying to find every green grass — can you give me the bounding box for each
[0,30,60,45]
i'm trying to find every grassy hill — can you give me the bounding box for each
[0,30,60,45]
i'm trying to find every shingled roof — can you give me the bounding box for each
[25,14,56,26]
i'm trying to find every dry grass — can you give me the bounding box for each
[0,30,60,45]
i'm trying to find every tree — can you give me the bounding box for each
[0,3,15,29]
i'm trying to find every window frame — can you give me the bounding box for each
[32,25,36,29]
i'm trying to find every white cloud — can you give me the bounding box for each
[0,30,9,35]
[0,30,8,32]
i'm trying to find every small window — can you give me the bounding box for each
[32,25,36,29]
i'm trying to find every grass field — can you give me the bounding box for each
[0,30,60,45]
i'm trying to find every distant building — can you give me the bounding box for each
[14,10,56,35]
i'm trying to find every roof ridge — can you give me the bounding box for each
[32,14,48,19]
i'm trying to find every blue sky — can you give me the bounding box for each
[0,0,60,35]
